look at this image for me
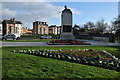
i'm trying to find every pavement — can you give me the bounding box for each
[1,39,120,47]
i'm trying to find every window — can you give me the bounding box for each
[11,27,14,33]
[39,27,42,34]
[16,27,18,33]
[44,28,46,34]
[9,26,12,33]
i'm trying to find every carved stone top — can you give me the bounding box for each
[65,5,67,9]
[62,5,72,13]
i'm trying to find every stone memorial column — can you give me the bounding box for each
[60,5,74,40]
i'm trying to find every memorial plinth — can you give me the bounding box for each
[60,5,74,40]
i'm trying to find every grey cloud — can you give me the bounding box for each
[2,2,81,28]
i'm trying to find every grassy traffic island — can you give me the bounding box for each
[2,46,120,78]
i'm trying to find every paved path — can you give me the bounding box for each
[1,42,47,47]
[1,40,120,47]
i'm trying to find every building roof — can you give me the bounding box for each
[33,21,48,26]
[49,25,58,27]
[22,27,32,34]
[3,20,22,24]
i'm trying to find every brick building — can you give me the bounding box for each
[33,21,49,35]
[49,25,60,35]
[2,18,22,35]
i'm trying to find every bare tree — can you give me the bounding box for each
[83,21,95,33]
[95,19,107,34]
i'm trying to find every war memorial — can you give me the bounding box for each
[48,6,91,45]
[2,2,120,79]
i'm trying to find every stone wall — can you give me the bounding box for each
[93,37,109,42]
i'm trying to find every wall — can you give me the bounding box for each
[93,37,109,42]
[38,25,49,34]
[15,24,22,35]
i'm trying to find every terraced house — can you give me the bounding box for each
[49,25,61,35]
[33,21,49,35]
[2,18,22,35]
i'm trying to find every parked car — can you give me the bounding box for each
[2,33,20,41]
[40,35,52,39]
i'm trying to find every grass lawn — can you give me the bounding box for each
[2,46,120,78]
[3,39,56,42]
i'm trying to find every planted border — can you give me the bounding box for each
[47,40,91,45]
[13,49,120,72]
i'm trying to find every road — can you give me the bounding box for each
[1,40,120,47]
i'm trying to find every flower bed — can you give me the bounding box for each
[47,40,91,45]
[13,49,120,72]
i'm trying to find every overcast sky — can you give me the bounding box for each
[1,0,120,2]
[1,2,119,29]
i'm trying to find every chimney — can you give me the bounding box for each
[39,22,41,24]
[13,18,15,22]
[35,21,39,25]
[39,22,42,24]
[10,18,13,21]
[45,22,47,25]
[42,22,44,24]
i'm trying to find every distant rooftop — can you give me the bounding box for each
[3,18,22,24]
[33,21,48,25]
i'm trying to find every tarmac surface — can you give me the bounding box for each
[1,39,120,47]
